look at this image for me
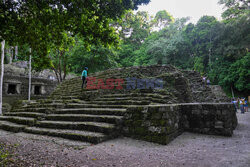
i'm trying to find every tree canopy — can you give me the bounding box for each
[0,0,150,55]
[0,0,150,70]
[1,0,249,96]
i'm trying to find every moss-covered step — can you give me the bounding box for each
[23,127,108,144]
[12,108,53,114]
[35,99,64,103]
[65,103,145,109]
[0,120,26,132]
[36,121,116,134]
[23,103,65,109]
[51,96,79,100]
[94,97,153,101]
[94,97,167,104]
[4,112,46,118]
[45,114,123,124]
[0,116,36,126]
[85,100,151,105]
[53,108,127,116]
[65,103,127,109]
[101,93,167,98]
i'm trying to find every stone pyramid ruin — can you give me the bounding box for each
[0,65,237,144]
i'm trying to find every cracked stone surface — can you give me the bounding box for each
[0,111,249,167]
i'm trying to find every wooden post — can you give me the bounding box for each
[15,46,18,60]
[28,48,31,101]
[0,40,5,115]
[9,47,13,64]
[231,86,235,99]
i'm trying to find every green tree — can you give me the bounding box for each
[187,16,222,72]
[207,13,250,95]
[68,39,118,74]
[0,0,150,110]
[50,32,75,82]
[1,0,151,69]
[115,11,152,66]
[152,10,174,30]
[219,0,250,20]
[134,17,192,67]
[194,56,204,74]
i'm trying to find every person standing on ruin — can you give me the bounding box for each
[81,67,88,89]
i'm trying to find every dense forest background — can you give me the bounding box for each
[3,0,250,97]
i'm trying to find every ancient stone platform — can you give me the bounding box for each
[0,65,237,145]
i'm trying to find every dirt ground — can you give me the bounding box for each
[0,110,249,167]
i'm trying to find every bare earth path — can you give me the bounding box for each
[0,111,249,167]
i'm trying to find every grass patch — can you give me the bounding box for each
[0,143,15,166]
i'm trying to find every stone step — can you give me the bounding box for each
[36,99,63,103]
[23,103,65,109]
[24,127,108,144]
[22,100,87,109]
[36,121,116,134]
[0,116,35,126]
[0,120,26,132]
[95,97,148,101]
[101,93,169,98]
[58,96,79,99]
[45,114,123,124]
[57,78,132,84]
[49,96,80,100]
[12,108,52,114]
[95,96,167,101]
[86,100,151,105]
[51,93,80,97]
[95,97,168,104]
[4,112,46,118]
[56,82,133,90]
[54,108,127,116]
[65,103,135,109]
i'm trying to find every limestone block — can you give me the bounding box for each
[214,121,224,129]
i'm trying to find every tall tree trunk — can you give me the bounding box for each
[28,48,31,101]
[49,53,60,83]
[15,46,18,60]
[52,67,60,83]
[0,40,5,115]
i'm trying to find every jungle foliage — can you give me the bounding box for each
[1,0,249,96]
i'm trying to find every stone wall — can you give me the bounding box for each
[179,103,237,136]
[3,75,57,105]
[123,105,181,144]
[123,103,237,145]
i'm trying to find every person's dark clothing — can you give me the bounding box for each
[81,76,87,88]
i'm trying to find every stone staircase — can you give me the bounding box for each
[0,65,231,144]
[0,90,162,144]
[0,98,129,144]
